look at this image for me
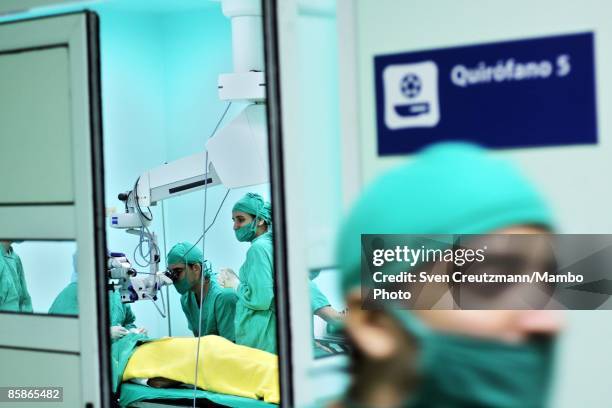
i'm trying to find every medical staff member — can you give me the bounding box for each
[310,276,343,326]
[336,143,561,408]
[310,280,344,356]
[0,241,32,312]
[49,252,145,340]
[224,193,276,353]
[167,242,237,340]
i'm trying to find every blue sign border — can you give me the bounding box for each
[374,32,598,156]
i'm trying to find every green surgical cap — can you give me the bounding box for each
[337,143,554,294]
[232,193,272,225]
[167,242,204,267]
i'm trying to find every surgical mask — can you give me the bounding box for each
[235,220,257,242]
[173,275,191,295]
[392,310,555,408]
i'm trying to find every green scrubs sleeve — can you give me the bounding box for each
[234,233,276,353]
[110,290,137,329]
[237,244,274,310]
[309,281,331,314]
[122,304,137,329]
[48,282,79,315]
[215,289,238,342]
[16,257,32,312]
[0,252,31,312]
[0,260,12,310]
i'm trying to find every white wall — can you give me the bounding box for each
[350,1,612,406]
[299,12,343,270]
[355,0,612,234]
[297,4,345,346]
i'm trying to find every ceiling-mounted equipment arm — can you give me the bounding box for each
[134,153,222,207]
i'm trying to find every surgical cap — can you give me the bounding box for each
[232,193,272,225]
[336,142,554,293]
[167,242,204,266]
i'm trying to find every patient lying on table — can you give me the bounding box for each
[113,334,279,404]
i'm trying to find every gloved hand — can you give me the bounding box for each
[110,325,129,340]
[129,327,148,335]
[218,267,240,289]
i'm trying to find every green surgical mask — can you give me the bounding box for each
[173,275,191,295]
[393,310,555,408]
[235,220,257,242]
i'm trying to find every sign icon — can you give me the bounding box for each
[383,61,440,129]
[400,73,422,99]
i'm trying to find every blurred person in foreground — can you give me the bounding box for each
[334,143,563,408]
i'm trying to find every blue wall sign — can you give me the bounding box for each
[374,32,598,156]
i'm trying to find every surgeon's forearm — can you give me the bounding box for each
[315,306,343,323]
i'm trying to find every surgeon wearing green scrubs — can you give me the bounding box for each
[230,193,276,354]
[167,242,237,341]
[336,143,561,408]
[0,241,32,312]
[49,252,144,340]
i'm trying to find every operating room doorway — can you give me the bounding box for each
[0,1,284,407]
